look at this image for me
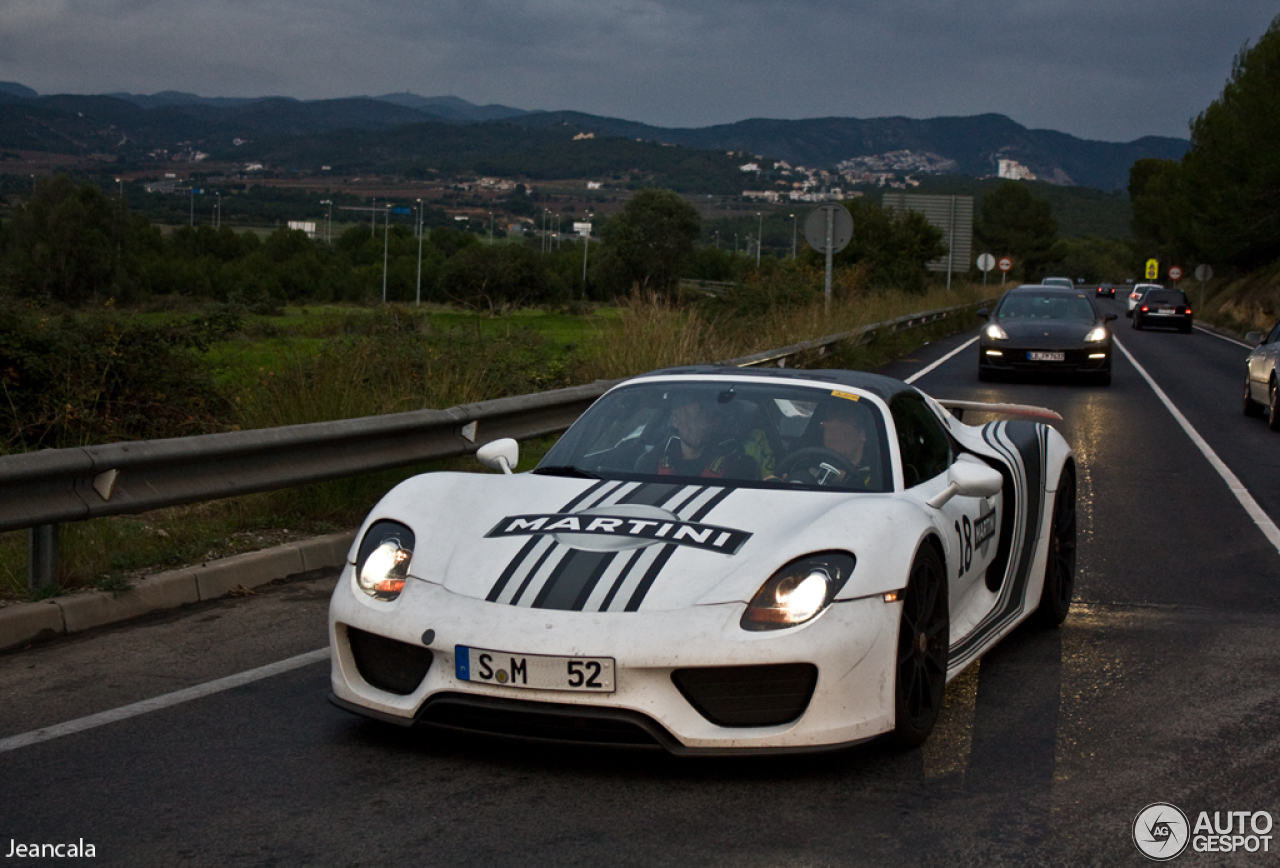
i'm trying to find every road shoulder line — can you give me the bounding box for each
[1115,338,1280,556]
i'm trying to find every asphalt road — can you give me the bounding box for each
[3,296,1279,867]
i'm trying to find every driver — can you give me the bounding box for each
[771,396,876,487]
[651,393,760,480]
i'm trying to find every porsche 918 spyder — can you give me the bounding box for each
[328,366,1077,754]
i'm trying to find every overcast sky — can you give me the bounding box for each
[1,0,1275,143]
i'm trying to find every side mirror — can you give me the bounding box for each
[926,457,1004,509]
[1105,313,1117,321]
[477,438,519,474]
[1246,331,1264,346]
[976,307,989,318]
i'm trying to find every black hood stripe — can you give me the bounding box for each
[622,485,738,612]
[485,480,622,602]
[600,548,648,611]
[508,537,560,606]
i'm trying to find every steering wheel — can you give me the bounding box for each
[776,447,858,486]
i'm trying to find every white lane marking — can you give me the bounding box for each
[1194,324,1254,350]
[1115,338,1280,556]
[0,648,329,754]
[905,336,979,384]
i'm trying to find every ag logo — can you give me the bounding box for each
[1133,803,1190,860]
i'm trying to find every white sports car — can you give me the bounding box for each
[328,366,1076,753]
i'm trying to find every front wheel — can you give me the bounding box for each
[1033,466,1076,628]
[890,544,949,748]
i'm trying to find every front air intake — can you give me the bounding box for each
[671,663,818,727]
[346,626,433,695]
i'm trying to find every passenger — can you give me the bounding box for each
[817,398,875,488]
[648,393,760,480]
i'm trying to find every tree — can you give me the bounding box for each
[439,243,548,314]
[1179,14,1280,269]
[594,189,701,296]
[1128,158,1193,266]
[4,175,119,305]
[800,199,946,293]
[975,181,1059,281]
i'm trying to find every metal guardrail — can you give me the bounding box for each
[2,299,988,586]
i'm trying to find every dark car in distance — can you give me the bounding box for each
[978,285,1117,385]
[1132,289,1193,332]
[1096,283,1116,298]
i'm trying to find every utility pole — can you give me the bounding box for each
[756,212,762,267]
[416,199,424,306]
[381,204,390,303]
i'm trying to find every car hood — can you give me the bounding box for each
[995,319,1103,345]
[358,472,925,613]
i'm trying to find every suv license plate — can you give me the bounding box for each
[1027,351,1065,362]
[456,645,616,693]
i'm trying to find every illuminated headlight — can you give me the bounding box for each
[354,520,416,601]
[1084,326,1109,343]
[983,322,1009,341]
[741,553,854,630]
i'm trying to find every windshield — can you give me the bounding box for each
[997,294,1097,323]
[1144,290,1187,305]
[536,379,893,492]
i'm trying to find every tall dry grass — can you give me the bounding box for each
[579,276,988,380]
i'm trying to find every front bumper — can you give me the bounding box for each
[329,566,901,752]
[979,343,1111,375]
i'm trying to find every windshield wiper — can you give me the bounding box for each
[533,465,600,479]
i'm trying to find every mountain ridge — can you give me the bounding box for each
[0,84,1187,190]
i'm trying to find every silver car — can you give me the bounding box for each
[1244,320,1280,430]
[1127,283,1163,317]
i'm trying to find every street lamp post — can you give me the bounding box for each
[381,204,390,303]
[488,210,493,245]
[415,199,424,306]
[371,198,377,237]
[790,213,796,258]
[747,212,757,267]
[320,200,332,244]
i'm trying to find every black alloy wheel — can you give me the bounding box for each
[1244,375,1264,417]
[891,544,949,747]
[1270,380,1280,432]
[1034,466,1077,627]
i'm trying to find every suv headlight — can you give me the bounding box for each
[355,520,415,601]
[983,322,1009,341]
[741,553,855,630]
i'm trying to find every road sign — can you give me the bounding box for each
[1168,265,1183,281]
[1145,259,1159,280]
[803,204,853,254]
[804,204,853,312]
[1195,264,1213,282]
[998,257,1013,272]
[977,253,996,272]
[392,207,412,215]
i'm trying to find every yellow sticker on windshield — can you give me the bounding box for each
[831,390,860,401]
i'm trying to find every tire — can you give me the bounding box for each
[890,543,949,748]
[1132,314,1142,330]
[1244,375,1264,417]
[1033,466,1076,628]
[1269,380,1280,432]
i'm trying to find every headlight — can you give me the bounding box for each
[741,553,855,631]
[354,520,415,601]
[983,322,1009,341]
[1084,325,1108,343]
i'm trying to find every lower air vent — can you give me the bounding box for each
[347,627,433,695]
[419,693,664,747]
[671,663,818,727]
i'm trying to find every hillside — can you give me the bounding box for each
[0,86,1187,192]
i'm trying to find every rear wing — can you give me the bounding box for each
[936,399,1063,422]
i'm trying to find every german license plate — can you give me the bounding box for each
[1153,307,1174,314]
[455,645,615,693]
[1027,351,1065,362]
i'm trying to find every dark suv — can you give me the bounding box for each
[1132,289,1193,332]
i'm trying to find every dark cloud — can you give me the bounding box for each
[0,0,1274,141]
